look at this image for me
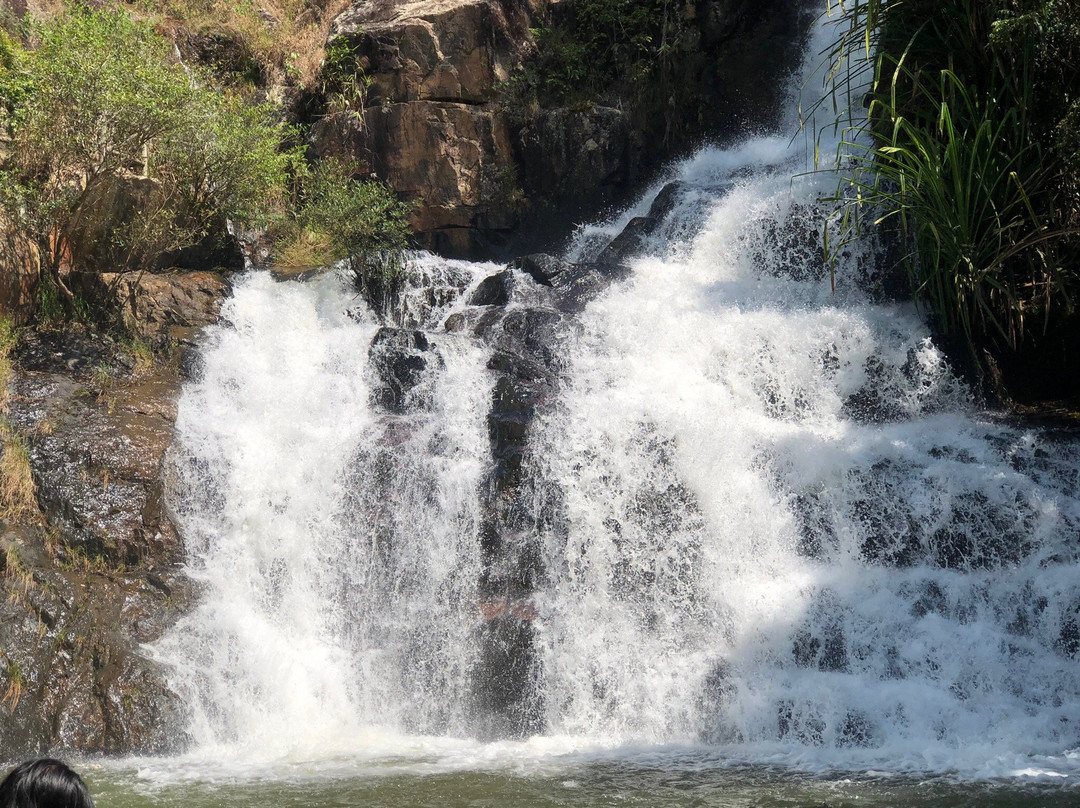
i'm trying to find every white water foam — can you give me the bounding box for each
[146,1,1080,784]
[152,264,494,761]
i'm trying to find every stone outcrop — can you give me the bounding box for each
[311,0,547,257]
[0,326,194,756]
[311,0,814,259]
[70,270,231,349]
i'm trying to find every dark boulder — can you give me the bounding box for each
[368,327,442,414]
[509,253,571,287]
[469,270,515,307]
[595,215,662,267]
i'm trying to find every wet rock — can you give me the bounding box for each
[837,710,879,748]
[792,622,847,672]
[0,323,194,755]
[368,327,442,413]
[1057,602,1080,658]
[471,613,544,739]
[595,216,660,267]
[469,270,515,306]
[399,262,475,328]
[0,540,190,756]
[9,332,183,566]
[910,581,948,619]
[70,270,230,348]
[648,181,685,221]
[509,253,571,287]
[777,700,824,745]
[551,262,632,314]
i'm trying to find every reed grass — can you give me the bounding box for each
[819,0,1080,368]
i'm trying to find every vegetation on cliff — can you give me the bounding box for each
[0,7,288,318]
[273,157,413,309]
[827,0,1080,403]
[0,4,412,327]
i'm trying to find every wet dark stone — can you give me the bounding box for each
[842,356,906,424]
[647,181,685,221]
[791,491,834,558]
[1057,608,1080,658]
[792,630,820,668]
[837,710,878,748]
[911,581,948,618]
[1,330,192,756]
[444,312,466,332]
[596,216,660,266]
[552,262,632,314]
[368,327,441,413]
[15,327,114,375]
[777,700,824,745]
[177,344,204,381]
[469,270,515,306]
[493,308,566,372]
[792,623,847,672]
[509,253,572,287]
[472,615,545,739]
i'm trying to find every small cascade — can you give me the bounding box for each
[153,264,496,754]
[152,5,1080,778]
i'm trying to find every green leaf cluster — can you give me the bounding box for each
[823,0,1080,369]
[0,5,293,316]
[515,0,685,107]
[273,158,413,311]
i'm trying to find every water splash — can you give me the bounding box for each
[150,4,1080,780]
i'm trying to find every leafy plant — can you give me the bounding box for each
[513,0,687,108]
[0,6,292,319]
[273,158,413,312]
[821,0,1080,376]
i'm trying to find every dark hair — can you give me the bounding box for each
[0,759,94,808]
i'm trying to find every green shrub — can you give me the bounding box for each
[274,158,413,311]
[823,0,1080,369]
[0,5,292,319]
[515,0,686,107]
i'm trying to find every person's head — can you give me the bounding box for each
[0,759,93,808]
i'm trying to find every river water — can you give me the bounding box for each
[93,5,1080,805]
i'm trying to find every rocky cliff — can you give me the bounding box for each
[0,272,225,755]
[310,0,815,258]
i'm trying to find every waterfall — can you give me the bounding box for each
[153,264,497,758]
[151,8,1080,778]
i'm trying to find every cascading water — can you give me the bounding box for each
[149,7,1080,783]
[153,263,498,758]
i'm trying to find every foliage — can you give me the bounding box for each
[0,5,292,319]
[125,0,354,92]
[273,158,413,310]
[823,0,1080,368]
[319,36,372,117]
[0,423,35,521]
[513,0,686,107]
[0,317,34,522]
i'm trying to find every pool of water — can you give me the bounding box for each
[87,753,1078,808]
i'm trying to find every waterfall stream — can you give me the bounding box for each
[149,11,1080,781]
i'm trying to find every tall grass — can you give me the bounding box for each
[820,0,1080,371]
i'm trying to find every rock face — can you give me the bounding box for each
[312,0,814,259]
[71,270,231,349]
[311,0,545,257]
[0,327,193,756]
[513,105,634,203]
